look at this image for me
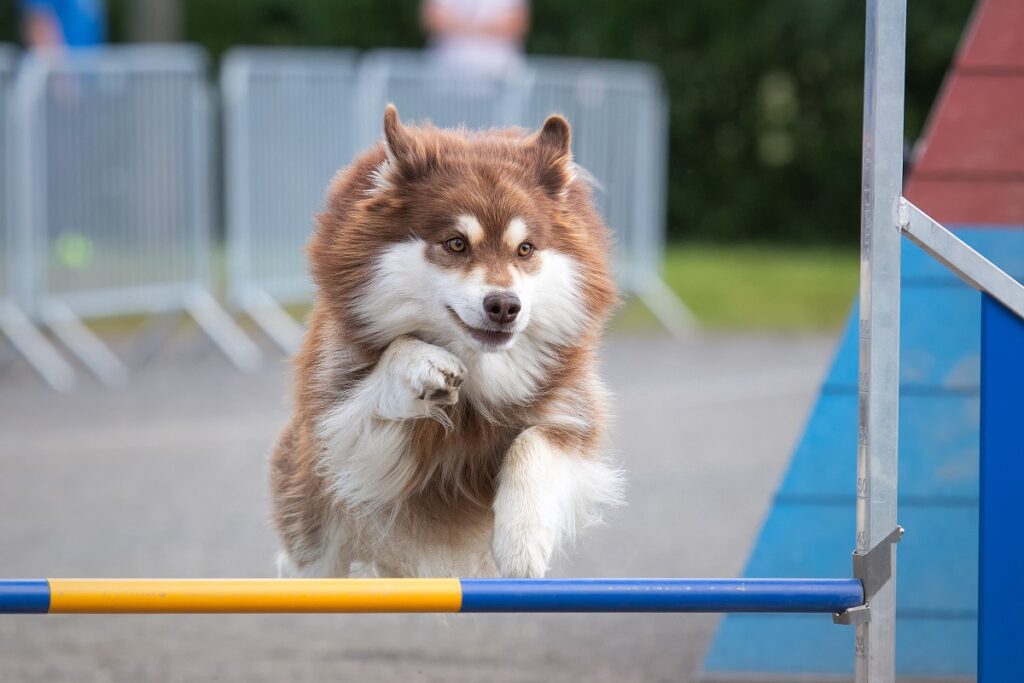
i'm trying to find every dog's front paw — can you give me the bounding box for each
[378,335,467,419]
[492,522,554,578]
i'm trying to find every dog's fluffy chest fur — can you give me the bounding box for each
[270,107,622,579]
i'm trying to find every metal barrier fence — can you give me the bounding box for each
[5,46,688,384]
[524,56,676,325]
[10,46,259,383]
[0,45,14,310]
[353,49,530,139]
[225,48,692,351]
[222,48,360,351]
[1,46,78,391]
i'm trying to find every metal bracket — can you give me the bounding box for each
[832,525,904,626]
[833,604,870,626]
[855,525,904,599]
[896,196,911,230]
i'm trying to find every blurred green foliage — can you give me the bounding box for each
[8,0,976,243]
[528,0,974,244]
[0,3,17,43]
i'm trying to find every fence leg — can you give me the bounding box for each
[124,311,188,369]
[979,294,1024,683]
[243,289,305,355]
[185,290,262,373]
[0,303,76,392]
[635,275,697,338]
[42,302,128,386]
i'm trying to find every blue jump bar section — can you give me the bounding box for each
[459,579,864,613]
[0,580,50,614]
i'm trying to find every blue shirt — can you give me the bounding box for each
[23,0,107,47]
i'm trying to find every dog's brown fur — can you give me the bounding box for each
[270,106,617,577]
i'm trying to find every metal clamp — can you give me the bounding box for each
[833,604,870,626]
[855,525,904,599]
[832,525,904,626]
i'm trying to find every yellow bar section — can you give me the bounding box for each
[48,579,462,614]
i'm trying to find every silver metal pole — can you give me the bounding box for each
[856,0,906,681]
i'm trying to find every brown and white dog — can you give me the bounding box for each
[270,105,622,579]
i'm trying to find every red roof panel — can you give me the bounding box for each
[905,0,1024,225]
[957,0,1024,71]
[905,177,1024,225]
[911,73,1024,176]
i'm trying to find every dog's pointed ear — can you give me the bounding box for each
[530,114,574,197]
[382,104,410,163]
[378,103,439,186]
[538,114,571,156]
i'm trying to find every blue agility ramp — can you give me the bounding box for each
[978,295,1024,682]
[704,227,1024,679]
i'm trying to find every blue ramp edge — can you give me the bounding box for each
[978,295,1024,680]
[703,227,1023,679]
[0,580,50,614]
[706,614,977,676]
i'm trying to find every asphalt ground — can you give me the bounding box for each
[0,330,835,682]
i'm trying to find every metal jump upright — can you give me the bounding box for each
[855,0,1024,681]
[848,1,907,681]
[1,2,1023,683]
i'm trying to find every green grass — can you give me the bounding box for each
[646,243,859,331]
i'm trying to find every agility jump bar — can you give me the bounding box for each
[0,578,863,614]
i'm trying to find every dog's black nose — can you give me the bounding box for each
[483,292,521,324]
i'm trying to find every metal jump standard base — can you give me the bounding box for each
[2,2,1022,682]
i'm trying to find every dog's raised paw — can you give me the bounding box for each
[380,335,467,418]
[409,351,464,407]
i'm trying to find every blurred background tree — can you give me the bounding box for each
[4,0,975,244]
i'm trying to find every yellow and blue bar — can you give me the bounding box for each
[0,578,863,614]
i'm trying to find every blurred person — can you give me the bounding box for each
[21,0,107,50]
[422,0,529,75]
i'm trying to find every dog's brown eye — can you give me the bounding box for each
[517,242,534,257]
[445,237,466,253]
